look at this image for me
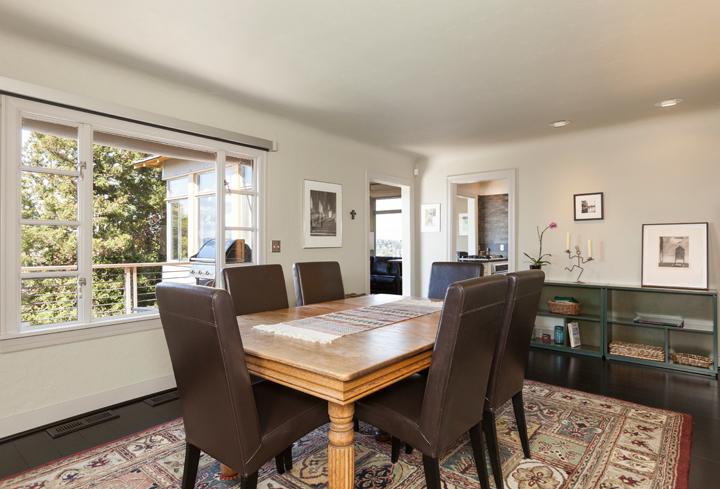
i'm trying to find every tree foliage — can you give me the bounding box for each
[21,132,167,323]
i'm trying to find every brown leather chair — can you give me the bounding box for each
[156,282,329,489]
[427,262,483,299]
[483,270,545,489]
[292,261,345,305]
[355,275,508,489]
[222,264,289,315]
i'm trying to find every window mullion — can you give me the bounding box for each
[79,123,94,323]
[216,151,226,279]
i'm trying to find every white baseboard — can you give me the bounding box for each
[0,375,177,439]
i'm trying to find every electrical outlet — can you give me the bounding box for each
[272,240,281,253]
[500,244,505,251]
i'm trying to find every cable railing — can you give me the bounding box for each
[20,262,192,327]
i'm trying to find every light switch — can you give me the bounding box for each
[272,240,281,253]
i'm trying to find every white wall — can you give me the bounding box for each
[0,32,415,433]
[455,197,469,251]
[416,106,720,295]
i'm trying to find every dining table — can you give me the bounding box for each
[225,293,443,489]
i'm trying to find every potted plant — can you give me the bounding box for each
[524,222,556,269]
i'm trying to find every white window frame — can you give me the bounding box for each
[0,95,267,352]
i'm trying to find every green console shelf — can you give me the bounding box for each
[532,281,718,377]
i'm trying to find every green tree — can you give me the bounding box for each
[21,133,167,323]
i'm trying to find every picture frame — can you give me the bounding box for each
[303,179,342,248]
[641,222,708,290]
[574,192,604,221]
[568,321,581,348]
[421,203,440,232]
[458,213,469,236]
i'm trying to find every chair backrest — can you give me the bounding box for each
[222,264,289,315]
[156,282,262,471]
[292,261,345,306]
[419,274,507,452]
[427,262,484,299]
[485,270,545,411]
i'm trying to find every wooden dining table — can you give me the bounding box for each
[227,294,442,489]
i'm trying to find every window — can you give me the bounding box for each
[374,197,402,257]
[1,96,266,344]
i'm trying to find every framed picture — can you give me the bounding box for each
[458,213,469,236]
[574,192,604,221]
[421,203,440,232]
[641,222,708,290]
[568,322,581,348]
[303,179,342,248]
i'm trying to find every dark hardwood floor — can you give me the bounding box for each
[1,349,717,487]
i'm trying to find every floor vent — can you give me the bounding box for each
[46,410,119,438]
[144,391,179,407]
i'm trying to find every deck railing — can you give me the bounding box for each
[20,262,192,327]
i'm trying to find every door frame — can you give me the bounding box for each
[366,171,414,296]
[446,169,516,272]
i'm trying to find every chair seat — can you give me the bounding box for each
[248,381,328,472]
[355,374,433,455]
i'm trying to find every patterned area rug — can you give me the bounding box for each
[252,299,443,343]
[1,381,691,489]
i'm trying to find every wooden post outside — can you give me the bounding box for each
[328,402,355,489]
[124,267,132,314]
[133,266,138,310]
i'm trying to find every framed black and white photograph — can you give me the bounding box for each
[421,203,440,232]
[573,192,604,221]
[303,179,342,248]
[642,222,708,290]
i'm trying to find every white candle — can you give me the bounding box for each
[566,233,570,251]
[588,239,593,258]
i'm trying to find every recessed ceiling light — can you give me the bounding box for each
[550,120,571,128]
[655,99,683,107]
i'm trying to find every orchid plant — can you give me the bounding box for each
[524,222,557,267]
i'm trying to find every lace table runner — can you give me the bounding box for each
[251,298,443,344]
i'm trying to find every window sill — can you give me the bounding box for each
[0,314,163,353]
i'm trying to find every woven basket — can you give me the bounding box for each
[546,300,582,316]
[609,341,664,362]
[670,353,713,369]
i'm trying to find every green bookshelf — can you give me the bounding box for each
[532,281,718,376]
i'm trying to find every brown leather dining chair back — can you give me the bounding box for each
[156,282,328,489]
[483,269,545,489]
[355,274,508,489]
[222,264,289,315]
[292,261,345,305]
[427,261,484,299]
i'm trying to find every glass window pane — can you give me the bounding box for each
[22,119,79,171]
[22,171,78,221]
[226,156,253,191]
[225,193,253,228]
[375,198,401,212]
[167,178,188,198]
[92,267,127,319]
[169,200,189,261]
[224,230,254,263]
[22,225,78,271]
[375,214,403,257]
[196,171,216,193]
[21,277,78,328]
[197,195,216,248]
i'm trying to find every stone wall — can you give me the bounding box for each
[478,194,508,254]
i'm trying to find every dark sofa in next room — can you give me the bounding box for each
[370,256,403,295]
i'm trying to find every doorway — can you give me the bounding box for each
[446,169,516,272]
[366,172,414,296]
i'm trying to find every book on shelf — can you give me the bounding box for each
[633,313,683,328]
[568,321,581,348]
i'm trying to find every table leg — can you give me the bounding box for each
[328,401,355,489]
[219,464,239,480]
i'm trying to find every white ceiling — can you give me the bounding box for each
[2,0,719,156]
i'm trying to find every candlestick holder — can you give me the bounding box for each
[565,246,593,283]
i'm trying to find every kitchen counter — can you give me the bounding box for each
[457,257,507,263]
